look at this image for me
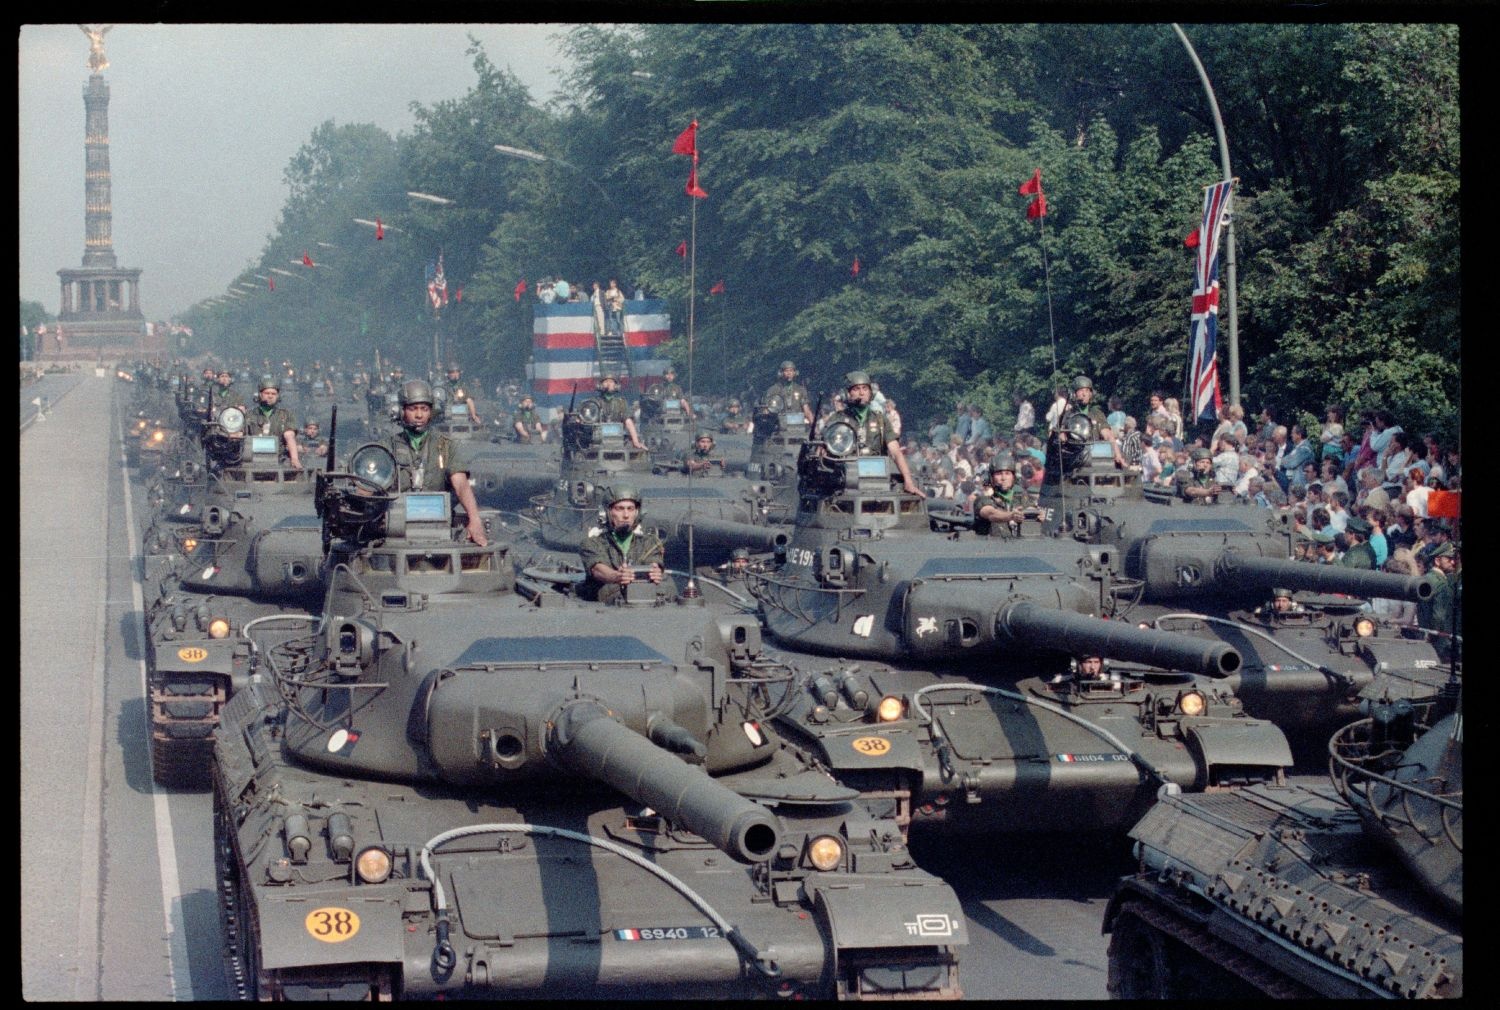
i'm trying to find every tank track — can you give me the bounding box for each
[1108,898,1316,999]
[149,679,225,788]
[213,785,260,999]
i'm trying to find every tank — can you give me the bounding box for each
[741,429,1292,837]
[532,398,794,566]
[637,387,696,457]
[1035,428,1453,745]
[212,447,967,999]
[143,404,324,787]
[1104,679,1461,998]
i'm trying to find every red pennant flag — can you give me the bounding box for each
[709,279,726,295]
[302,252,314,267]
[375,218,384,241]
[514,279,527,302]
[1026,193,1048,219]
[1427,489,1461,519]
[686,166,709,199]
[675,240,687,258]
[1018,168,1042,195]
[268,277,275,291]
[851,255,861,277]
[455,287,463,303]
[1183,229,1200,248]
[672,120,699,158]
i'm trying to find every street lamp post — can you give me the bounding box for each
[493,144,616,207]
[1172,23,1239,411]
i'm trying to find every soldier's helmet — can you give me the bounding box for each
[607,485,642,507]
[728,398,741,408]
[1190,447,1212,462]
[1272,587,1294,600]
[600,370,620,383]
[779,360,796,372]
[845,370,872,388]
[399,379,435,407]
[991,452,1017,473]
[731,547,751,561]
[258,374,279,392]
[446,362,462,374]
[1073,375,1093,391]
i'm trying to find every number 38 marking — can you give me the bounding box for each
[851,736,892,756]
[304,907,361,943]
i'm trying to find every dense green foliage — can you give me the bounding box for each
[184,24,1459,441]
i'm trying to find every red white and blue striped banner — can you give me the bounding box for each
[527,300,672,416]
[1188,180,1233,424]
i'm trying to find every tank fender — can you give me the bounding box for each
[256,886,408,971]
[1183,721,1293,776]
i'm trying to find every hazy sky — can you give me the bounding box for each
[19,23,575,320]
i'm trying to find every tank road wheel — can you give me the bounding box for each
[1106,907,1174,999]
[149,678,226,788]
[214,785,266,1000]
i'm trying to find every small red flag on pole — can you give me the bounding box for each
[675,240,687,258]
[302,252,314,267]
[375,218,384,240]
[686,166,709,199]
[709,280,726,295]
[672,120,699,158]
[851,255,861,277]
[514,279,527,302]
[1018,168,1042,195]
[455,287,463,303]
[1183,229,1200,248]
[1026,192,1048,219]
[268,277,275,291]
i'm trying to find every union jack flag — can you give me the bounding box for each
[427,253,448,312]
[1188,180,1233,423]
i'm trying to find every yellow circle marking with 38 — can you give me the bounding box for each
[305,907,361,943]
[851,736,892,756]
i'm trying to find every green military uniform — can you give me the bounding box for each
[1339,541,1376,569]
[651,380,686,400]
[680,444,725,474]
[1070,403,1110,441]
[384,428,467,493]
[214,383,247,410]
[972,483,1034,536]
[513,406,542,439]
[596,390,632,424]
[720,413,751,434]
[763,380,811,413]
[836,402,898,456]
[579,525,666,604]
[244,402,298,438]
[1174,467,1221,503]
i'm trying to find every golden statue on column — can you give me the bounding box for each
[79,24,113,73]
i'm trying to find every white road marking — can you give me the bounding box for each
[117,403,192,1000]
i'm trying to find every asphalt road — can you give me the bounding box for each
[22,373,1296,1000]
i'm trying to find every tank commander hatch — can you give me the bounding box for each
[579,485,667,604]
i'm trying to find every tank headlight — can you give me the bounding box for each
[824,421,857,458]
[1177,691,1206,717]
[355,846,392,883]
[806,835,845,872]
[876,695,904,722]
[218,406,245,434]
[208,617,231,640]
[181,537,198,553]
[1353,617,1377,638]
[151,430,166,443]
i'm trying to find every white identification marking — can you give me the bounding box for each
[904,914,955,938]
[851,614,875,637]
[915,616,938,637]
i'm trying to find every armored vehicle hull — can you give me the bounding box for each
[1104,708,1461,998]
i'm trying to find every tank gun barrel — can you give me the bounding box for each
[656,515,789,554]
[1216,552,1432,602]
[550,702,781,864]
[998,601,1241,676]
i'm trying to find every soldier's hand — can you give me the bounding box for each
[648,563,664,584]
[466,520,488,547]
[616,565,634,585]
[905,480,927,498]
